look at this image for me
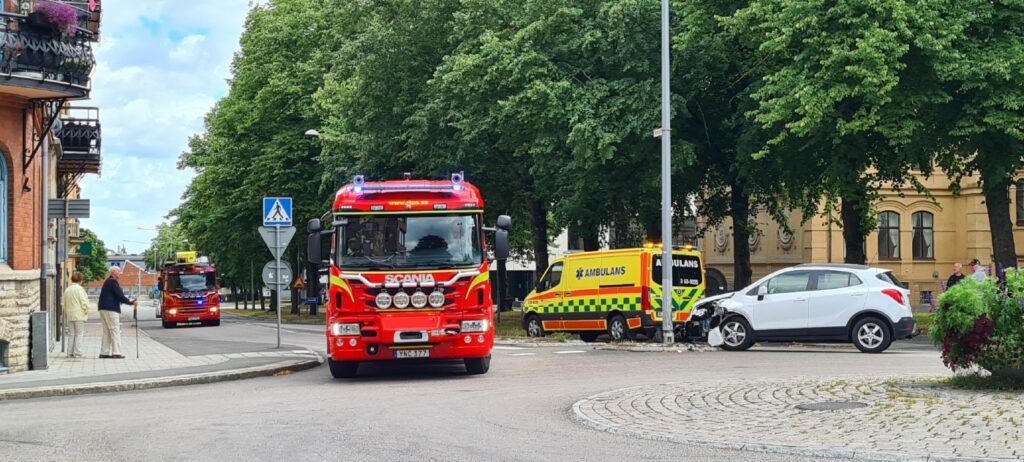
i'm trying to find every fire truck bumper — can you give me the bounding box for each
[163,308,220,323]
[327,316,493,362]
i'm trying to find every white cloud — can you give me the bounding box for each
[77,0,251,253]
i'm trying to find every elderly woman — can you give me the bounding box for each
[97,266,137,359]
[61,272,90,358]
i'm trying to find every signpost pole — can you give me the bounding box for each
[275,225,282,348]
[659,0,675,345]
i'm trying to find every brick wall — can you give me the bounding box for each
[0,95,42,271]
[86,262,159,297]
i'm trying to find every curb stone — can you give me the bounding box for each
[496,339,718,352]
[0,352,323,401]
[570,385,1021,462]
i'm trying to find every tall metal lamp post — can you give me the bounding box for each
[657,0,674,345]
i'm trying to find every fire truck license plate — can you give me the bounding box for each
[394,349,430,359]
[188,317,200,321]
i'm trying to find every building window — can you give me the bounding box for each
[911,211,934,260]
[0,157,6,264]
[877,211,900,260]
[1016,180,1024,226]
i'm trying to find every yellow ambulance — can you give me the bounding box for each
[521,245,706,342]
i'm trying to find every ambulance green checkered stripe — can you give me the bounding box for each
[650,287,705,312]
[529,297,642,314]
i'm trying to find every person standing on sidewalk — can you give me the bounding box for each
[61,272,90,358]
[946,262,966,289]
[97,266,137,359]
[969,259,988,282]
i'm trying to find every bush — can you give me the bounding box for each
[932,272,1024,374]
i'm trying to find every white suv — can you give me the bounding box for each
[694,264,917,353]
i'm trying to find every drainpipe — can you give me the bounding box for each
[40,126,51,317]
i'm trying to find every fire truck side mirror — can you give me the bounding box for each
[494,215,511,261]
[307,219,323,266]
[497,215,511,231]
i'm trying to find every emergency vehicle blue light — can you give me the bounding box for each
[196,299,205,306]
[353,175,365,186]
[353,186,363,193]
[451,173,464,190]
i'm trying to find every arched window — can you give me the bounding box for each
[1016,180,1024,226]
[0,157,6,263]
[877,211,900,260]
[912,211,934,260]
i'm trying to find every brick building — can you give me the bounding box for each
[1,1,102,373]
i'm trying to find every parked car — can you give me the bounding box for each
[691,264,916,353]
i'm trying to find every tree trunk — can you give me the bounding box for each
[841,195,867,265]
[644,216,661,243]
[981,172,1018,276]
[307,262,319,316]
[233,284,239,309]
[582,226,601,251]
[260,289,265,311]
[730,181,753,288]
[529,197,550,282]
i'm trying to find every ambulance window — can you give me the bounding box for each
[539,262,564,292]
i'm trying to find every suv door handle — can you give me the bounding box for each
[794,297,807,302]
[851,292,865,296]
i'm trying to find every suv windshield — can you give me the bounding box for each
[336,214,482,269]
[167,273,217,291]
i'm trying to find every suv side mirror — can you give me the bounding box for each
[494,215,511,260]
[757,285,768,301]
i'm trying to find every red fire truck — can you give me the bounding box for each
[158,251,221,328]
[307,173,510,378]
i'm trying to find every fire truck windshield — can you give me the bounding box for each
[336,214,482,269]
[167,273,217,292]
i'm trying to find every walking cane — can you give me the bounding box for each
[135,302,140,359]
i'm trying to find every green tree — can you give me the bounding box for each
[933,1,1024,273]
[730,0,957,264]
[77,228,109,282]
[175,0,332,289]
[142,221,189,271]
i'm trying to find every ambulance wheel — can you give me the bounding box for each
[162,320,174,328]
[607,314,634,342]
[579,332,600,343]
[464,356,491,375]
[328,359,359,378]
[524,314,545,338]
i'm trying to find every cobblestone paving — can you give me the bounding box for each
[573,377,1024,461]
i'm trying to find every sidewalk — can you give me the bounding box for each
[0,308,322,400]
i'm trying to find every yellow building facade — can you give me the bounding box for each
[700,172,1024,311]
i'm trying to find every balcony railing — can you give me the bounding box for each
[58,106,100,175]
[0,9,96,97]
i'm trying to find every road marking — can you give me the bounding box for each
[509,353,536,357]
[554,350,586,355]
[493,346,525,350]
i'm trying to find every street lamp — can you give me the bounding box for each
[658,0,674,345]
[304,129,320,138]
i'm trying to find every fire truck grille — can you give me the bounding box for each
[364,286,457,309]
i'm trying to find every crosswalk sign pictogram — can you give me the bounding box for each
[263,197,293,226]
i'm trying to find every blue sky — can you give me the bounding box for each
[78,0,253,253]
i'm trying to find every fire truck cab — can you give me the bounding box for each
[307,173,510,378]
[158,251,221,328]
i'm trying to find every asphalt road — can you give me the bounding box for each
[0,316,950,462]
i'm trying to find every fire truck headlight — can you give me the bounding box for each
[211,306,219,313]
[411,291,428,308]
[375,292,392,309]
[428,290,445,308]
[392,291,410,309]
[330,323,360,336]
[168,309,178,315]
[461,320,489,333]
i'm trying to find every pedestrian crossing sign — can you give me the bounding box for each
[263,197,293,226]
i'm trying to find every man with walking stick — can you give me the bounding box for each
[97,266,137,359]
